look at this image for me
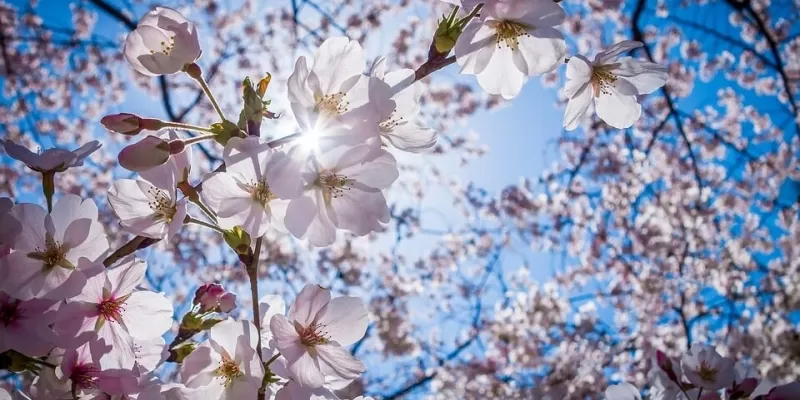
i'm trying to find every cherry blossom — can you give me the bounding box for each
[287,36,394,153]
[108,163,188,240]
[201,136,302,238]
[55,258,173,370]
[58,338,138,397]
[563,40,668,130]
[0,389,9,400]
[123,7,202,76]
[269,284,368,388]
[681,345,736,391]
[454,0,567,99]
[285,145,398,246]
[0,195,108,300]
[0,291,58,357]
[369,57,437,153]
[180,319,264,400]
[2,139,101,173]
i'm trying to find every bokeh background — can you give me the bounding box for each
[1,0,799,398]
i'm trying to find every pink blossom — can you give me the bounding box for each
[0,196,108,300]
[0,291,58,357]
[180,319,264,399]
[269,284,368,388]
[55,258,173,370]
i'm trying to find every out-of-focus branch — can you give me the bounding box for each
[632,0,703,193]
[727,0,799,135]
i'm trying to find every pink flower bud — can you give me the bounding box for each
[118,135,170,172]
[218,293,237,313]
[656,350,679,383]
[193,283,235,313]
[168,140,186,154]
[101,113,142,136]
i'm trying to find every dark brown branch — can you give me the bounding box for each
[102,236,159,267]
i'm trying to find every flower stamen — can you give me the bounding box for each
[147,186,177,222]
[214,356,243,387]
[316,172,351,205]
[246,179,275,208]
[492,21,530,50]
[296,321,330,347]
[590,66,619,97]
[314,92,349,116]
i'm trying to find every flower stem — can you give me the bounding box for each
[160,121,217,134]
[183,134,218,146]
[42,171,54,213]
[265,352,281,367]
[186,216,225,233]
[249,236,266,400]
[185,63,226,121]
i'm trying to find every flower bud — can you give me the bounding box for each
[168,139,186,154]
[101,113,142,136]
[656,350,680,384]
[118,135,171,172]
[193,283,237,313]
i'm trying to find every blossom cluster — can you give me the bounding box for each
[0,1,676,399]
[606,346,800,400]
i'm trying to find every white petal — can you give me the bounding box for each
[564,55,593,98]
[6,203,46,250]
[563,83,592,130]
[309,37,364,96]
[455,22,497,76]
[288,284,331,326]
[285,193,337,247]
[180,342,222,388]
[595,84,642,129]
[382,122,437,153]
[512,27,565,76]
[614,57,669,95]
[315,344,365,382]
[290,350,325,388]
[122,291,173,340]
[209,319,258,359]
[107,258,146,297]
[336,147,399,189]
[317,297,368,346]
[476,47,526,99]
[594,40,644,65]
[330,188,389,235]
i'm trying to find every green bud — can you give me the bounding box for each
[200,317,224,331]
[181,312,204,331]
[210,120,244,146]
[169,343,196,364]
[223,226,252,256]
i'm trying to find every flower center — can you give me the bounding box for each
[70,363,97,389]
[150,34,176,56]
[590,66,618,97]
[314,92,349,116]
[28,235,72,271]
[97,296,126,323]
[147,186,177,222]
[295,321,329,347]
[214,356,243,387]
[380,110,405,132]
[0,300,21,327]
[696,360,718,382]
[316,172,351,205]
[246,179,275,208]
[493,21,530,50]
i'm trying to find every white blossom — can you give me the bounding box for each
[123,7,202,76]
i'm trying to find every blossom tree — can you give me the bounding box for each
[0,0,798,399]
